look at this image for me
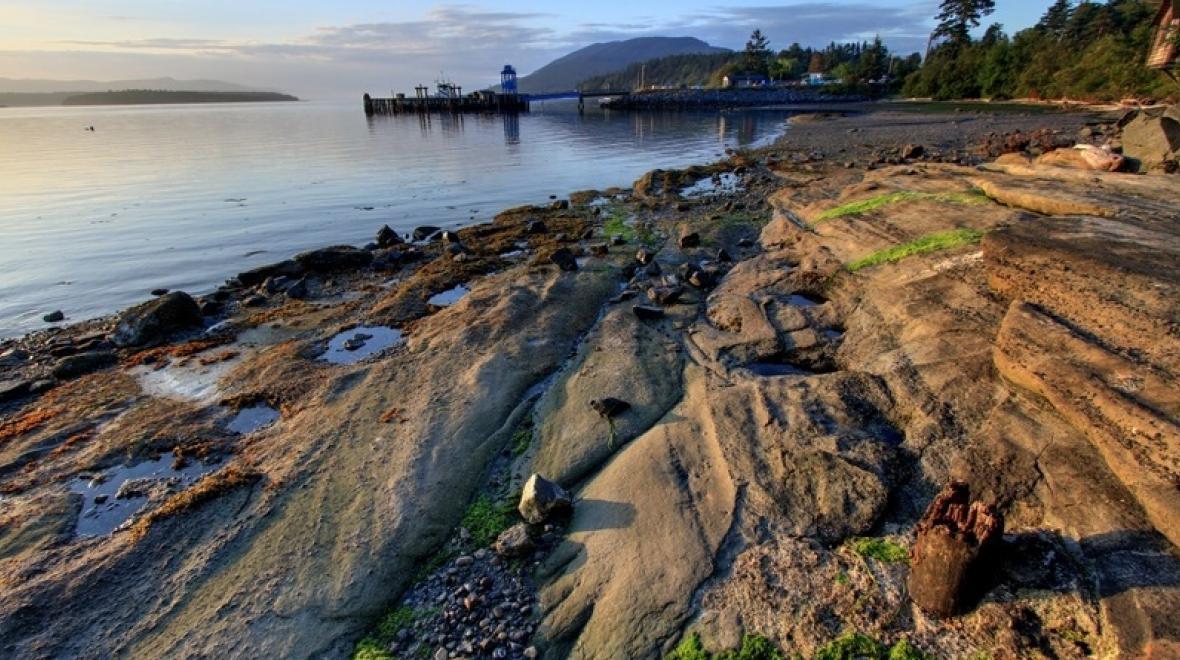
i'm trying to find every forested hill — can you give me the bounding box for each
[517,37,729,93]
[61,90,299,106]
[579,52,741,91]
[905,0,1176,101]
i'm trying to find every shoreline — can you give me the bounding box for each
[0,102,1106,346]
[2,103,1178,658]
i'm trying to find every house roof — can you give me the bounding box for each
[1148,0,1178,69]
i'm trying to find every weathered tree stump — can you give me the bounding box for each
[908,481,1004,617]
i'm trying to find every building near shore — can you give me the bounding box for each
[722,73,770,89]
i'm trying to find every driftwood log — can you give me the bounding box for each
[908,482,1004,617]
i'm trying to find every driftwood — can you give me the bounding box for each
[908,481,1004,617]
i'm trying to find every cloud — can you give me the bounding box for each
[5,3,940,97]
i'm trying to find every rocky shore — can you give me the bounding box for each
[1,103,1178,659]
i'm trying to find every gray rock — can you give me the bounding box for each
[112,292,202,348]
[42,310,65,323]
[0,378,31,402]
[493,524,535,558]
[237,260,303,287]
[52,351,116,380]
[413,226,442,241]
[285,278,309,300]
[376,225,403,247]
[518,474,571,524]
[293,245,373,273]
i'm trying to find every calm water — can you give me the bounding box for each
[0,100,788,338]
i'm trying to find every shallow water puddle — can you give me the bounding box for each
[680,172,743,199]
[746,362,814,377]
[70,456,217,537]
[426,284,470,308]
[321,326,404,364]
[225,403,280,434]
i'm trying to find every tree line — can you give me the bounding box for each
[580,0,1175,101]
[905,0,1175,101]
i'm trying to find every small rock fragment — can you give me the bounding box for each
[518,474,572,524]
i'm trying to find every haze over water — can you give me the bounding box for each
[0,100,787,338]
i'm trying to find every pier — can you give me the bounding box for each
[364,64,632,116]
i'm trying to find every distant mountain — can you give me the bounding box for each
[0,77,266,94]
[515,37,729,94]
[579,52,740,91]
[61,90,299,106]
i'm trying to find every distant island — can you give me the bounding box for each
[61,90,299,106]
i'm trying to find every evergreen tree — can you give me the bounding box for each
[1039,0,1074,40]
[742,29,771,74]
[932,0,997,46]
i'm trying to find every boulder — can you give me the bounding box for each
[42,310,64,323]
[412,226,441,241]
[52,351,117,380]
[236,260,303,287]
[494,523,535,558]
[908,482,1004,618]
[112,292,202,348]
[1036,144,1125,172]
[646,285,683,306]
[518,474,572,524]
[293,246,372,273]
[549,249,578,272]
[375,225,403,248]
[1121,114,1180,172]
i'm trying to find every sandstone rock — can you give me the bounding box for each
[1036,144,1125,172]
[908,482,1003,618]
[494,524,535,558]
[518,474,572,524]
[294,245,373,272]
[112,292,202,348]
[1122,113,1180,172]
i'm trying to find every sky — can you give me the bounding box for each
[0,1,1057,99]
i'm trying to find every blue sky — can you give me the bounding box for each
[0,1,1056,98]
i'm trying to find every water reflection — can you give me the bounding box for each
[0,101,787,338]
